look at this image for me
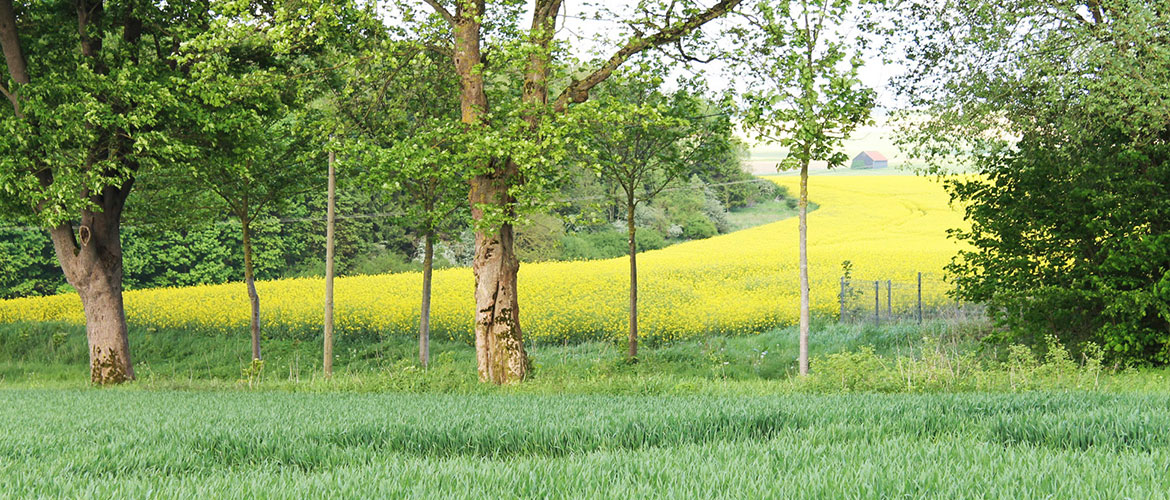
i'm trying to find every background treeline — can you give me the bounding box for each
[0,138,783,300]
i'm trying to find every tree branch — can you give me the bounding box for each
[423,0,455,26]
[0,0,31,87]
[0,81,19,116]
[552,0,742,112]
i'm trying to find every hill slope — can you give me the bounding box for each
[0,175,966,342]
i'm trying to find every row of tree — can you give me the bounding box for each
[9,0,1157,384]
[2,0,877,384]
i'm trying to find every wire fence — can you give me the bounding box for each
[838,272,985,324]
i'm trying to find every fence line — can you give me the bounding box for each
[837,272,984,324]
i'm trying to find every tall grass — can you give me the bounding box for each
[1,390,1169,498]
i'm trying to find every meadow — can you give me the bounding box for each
[0,175,964,344]
[2,389,1169,499]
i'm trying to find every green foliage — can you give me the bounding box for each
[0,228,64,299]
[332,44,469,241]
[0,0,200,227]
[734,0,878,170]
[681,215,718,240]
[555,228,669,262]
[896,1,1170,364]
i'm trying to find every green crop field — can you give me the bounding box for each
[2,389,1169,499]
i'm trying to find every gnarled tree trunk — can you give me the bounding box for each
[47,185,135,384]
[454,1,530,383]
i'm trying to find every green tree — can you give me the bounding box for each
[417,0,744,384]
[331,42,468,368]
[735,0,877,375]
[572,73,732,361]
[0,0,215,383]
[894,0,1170,363]
[189,109,327,362]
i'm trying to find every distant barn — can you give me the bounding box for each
[851,151,888,169]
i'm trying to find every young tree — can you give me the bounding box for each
[415,0,745,384]
[192,110,326,362]
[158,0,371,363]
[573,75,732,360]
[735,0,877,375]
[0,0,216,383]
[331,43,467,368]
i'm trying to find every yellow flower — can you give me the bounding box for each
[0,175,966,343]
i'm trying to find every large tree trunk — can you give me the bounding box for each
[626,198,639,361]
[420,229,433,367]
[798,162,810,376]
[47,186,135,384]
[454,1,530,384]
[470,196,529,383]
[433,0,737,383]
[241,218,262,361]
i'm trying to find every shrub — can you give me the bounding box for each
[682,215,718,240]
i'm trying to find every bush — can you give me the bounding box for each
[810,346,894,392]
[947,135,1170,365]
[635,228,667,251]
[681,215,718,240]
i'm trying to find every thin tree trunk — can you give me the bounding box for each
[627,197,638,361]
[798,161,810,376]
[242,218,261,361]
[420,229,433,367]
[323,150,336,378]
[46,187,135,384]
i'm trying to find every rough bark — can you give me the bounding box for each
[47,185,135,384]
[453,0,530,384]
[798,162,810,376]
[420,229,433,367]
[242,218,262,361]
[323,150,336,377]
[626,197,639,361]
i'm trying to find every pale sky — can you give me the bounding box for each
[550,0,907,112]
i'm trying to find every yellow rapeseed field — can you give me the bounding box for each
[0,175,966,342]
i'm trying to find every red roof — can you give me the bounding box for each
[863,151,887,161]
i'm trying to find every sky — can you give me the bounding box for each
[386,0,912,164]
[545,0,911,166]
[550,0,908,111]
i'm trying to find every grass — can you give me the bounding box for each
[4,320,1170,498]
[725,198,805,231]
[3,319,1168,395]
[0,318,924,387]
[2,389,1170,498]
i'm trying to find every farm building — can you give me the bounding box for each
[851,151,888,169]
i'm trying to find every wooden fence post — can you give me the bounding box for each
[917,272,923,325]
[886,280,892,319]
[874,280,880,325]
[323,149,336,379]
